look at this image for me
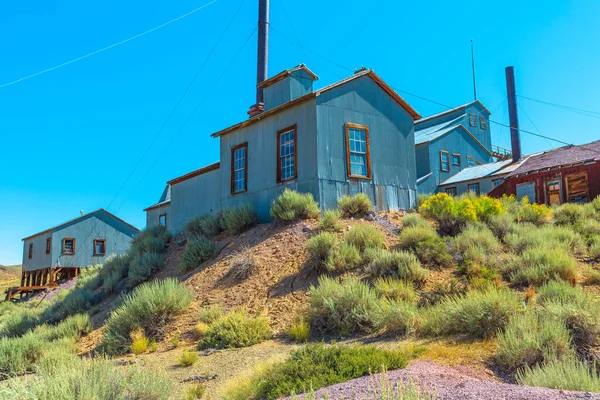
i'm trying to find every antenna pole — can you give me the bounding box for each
[471,40,477,101]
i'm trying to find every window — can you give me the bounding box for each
[62,238,75,255]
[452,153,461,166]
[480,116,487,130]
[46,238,51,255]
[466,156,475,167]
[492,179,504,188]
[159,214,167,227]
[566,172,589,203]
[345,123,371,178]
[446,187,457,196]
[469,114,477,127]
[467,183,480,195]
[277,125,297,182]
[440,150,450,172]
[28,243,33,259]
[93,239,106,255]
[231,143,248,194]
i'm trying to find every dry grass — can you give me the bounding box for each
[415,337,497,367]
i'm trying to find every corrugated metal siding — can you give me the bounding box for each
[316,75,416,211]
[22,232,52,272]
[516,182,536,202]
[170,169,221,231]
[49,214,136,270]
[146,204,171,230]
[264,71,314,111]
[462,103,492,152]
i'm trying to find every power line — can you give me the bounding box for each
[276,0,310,65]
[517,103,554,148]
[490,120,571,146]
[518,95,600,118]
[0,0,221,89]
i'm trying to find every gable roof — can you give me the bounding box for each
[415,115,464,144]
[439,156,534,186]
[416,100,490,125]
[508,140,600,177]
[257,64,319,89]
[211,69,421,138]
[22,209,140,241]
[167,162,220,185]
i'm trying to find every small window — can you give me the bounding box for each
[446,187,457,196]
[28,243,33,259]
[277,125,297,182]
[480,116,487,130]
[345,123,371,178]
[452,154,461,166]
[468,183,480,195]
[466,156,475,167]
[46,238,51,255]
[93,239,106,256]
[159,214,167,227]
[440,150,450,172]
[231,143,248,194]
[469,114,477,127]
[492,179,504,188]
[62,238,75,255]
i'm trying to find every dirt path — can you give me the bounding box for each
[289,360,600,400]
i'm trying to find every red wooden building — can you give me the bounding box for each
[489,140,600,205]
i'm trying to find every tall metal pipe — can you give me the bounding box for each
[505,66,522,162]
[256,0,269,105]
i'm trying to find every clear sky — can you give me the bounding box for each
[1,0,599,265]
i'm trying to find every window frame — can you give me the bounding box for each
[469,114,477,127]
[345,122,371,179]
[230,142,249,194]
[445,187,457,196]
[440,150,450,172]
[93,239,106,256]
[467,182,480,195]
[452,153,461,166]
[480,116,487,130]
[466,156,475,167]
[276,124,298,183]
[28,243,33,259]
[62,238,76,255]
[159,213,167,227]
[492,179,504,188]
[45,238,51,255]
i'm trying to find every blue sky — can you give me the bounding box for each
[1,0,599,265]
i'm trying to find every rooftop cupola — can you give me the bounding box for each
[257,64,319,112]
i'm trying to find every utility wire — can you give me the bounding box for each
[0,0,221,89]
[518,95,600,117]
[517,103,554,148]
[276,0,311,66]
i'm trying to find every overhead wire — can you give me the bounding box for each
[518,95,600,118]
[0,0,221,89]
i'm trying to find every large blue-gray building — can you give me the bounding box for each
[145,65,422,232]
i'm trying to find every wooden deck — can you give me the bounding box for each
[4,267,79,301]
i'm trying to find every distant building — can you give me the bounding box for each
[489,140,600,205]
[414,100,501,194]
[145,65,422,232]
[20,209,138,290]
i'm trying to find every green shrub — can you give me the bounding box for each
[185,214,223,238]
[35,314,92,342]
[398,226,452,268]
[485,212,517,240]
[0,333,45,376]
[402,214,430,229]
[131,225,170,256]
[364,248,428,285]
[308,277,380,335]
[536,280,589,306]
[575,219,600,244]
[99,254,129,292]
[306,232,337,261]
[516,357,600,392]
[130,330,149,354]
[199,311,271,349]
[324,243,361,273]
[417,193,433,210]
[451,224,502,267]
[180,237,216,272]
[221,205,258,235]
[101,278,192,355]
[144,224,173,244]
[373,298,417,336]
[198,304,224,324]
[515,196,552,225]
[178,350,199,367]
[128,252,165,287]
[496,311,573,370]
[419,286,521,338]
[591,237,600,260]
[553,203,593,226]
[505,224,586,256]
[0,307,42,337]
[343,223,385,251]
[270,189,320,221]
[320,209,343,231]
[286,320,310,343]
[235,344,411,399]
[373,278,417,303]
[510,247,578,286]
[337,193,372,216]
[185,384,206,400]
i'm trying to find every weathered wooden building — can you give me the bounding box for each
[414,100,497,194]
[489,140,600,205]
[15,209,139,299]
[145,65,422,231]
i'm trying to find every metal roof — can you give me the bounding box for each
[22,209,140,241]
[257,64,319,89]
[415,100,490,124]
[507,140,600,177]
[414,115,464,145]
[439,155,534,186]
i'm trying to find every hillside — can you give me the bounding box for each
[0,264,21,298]
[2,192,600,399]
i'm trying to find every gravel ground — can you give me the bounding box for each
[288,360,600,400]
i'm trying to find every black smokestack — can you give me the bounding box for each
[505,66,522,162]
[248,0,269,117]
